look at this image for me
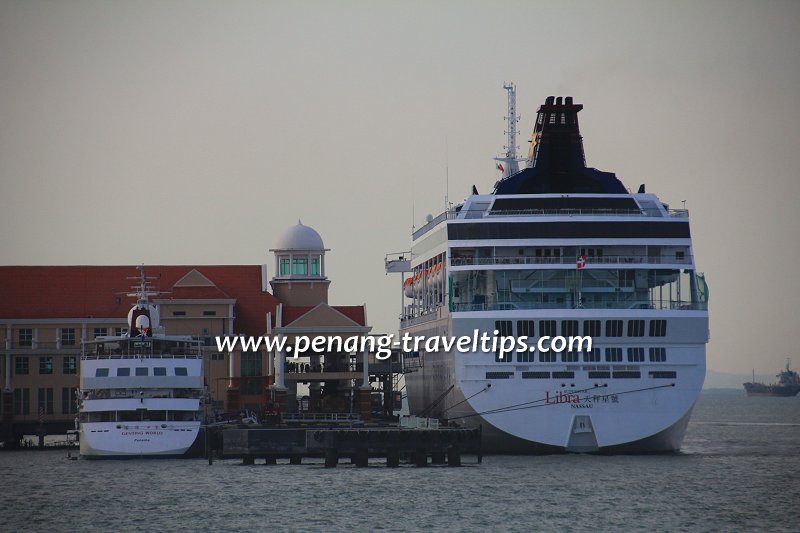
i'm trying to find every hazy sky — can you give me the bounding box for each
[2,1,799,375]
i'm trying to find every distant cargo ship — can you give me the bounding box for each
[743,360,800,397]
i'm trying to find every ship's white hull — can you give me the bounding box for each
[404,311,707,453]
[79,421,201,458]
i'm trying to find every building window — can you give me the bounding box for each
[311,256,321,276]
[63,357,77,375]
[38,388,54,415]
[19,328,33,347]
[627,320,645,337]
[561,320,579,336]
[649,347,667,362]
[203,310,216,316]
[280,256,291,276]
[211,353,225,361]
[39,357,54,375]
[292,257,308,275]
[175,367,188,376]
[583,320,601,337]
[95,368,109,377]
[240,351,262,395]
[539,320,557,337]
[15,357,29,375]
[173,311,187,316]
[61,387,78,414]
[627,347,645,362]
[13,388,30,416]
[93,328,108,339]
[583,348,601,362]
[649,320,667,337]
[61,328,76,346]
[154,367,167,376]
[113,327,127,336]
[117,368,130,377]
[605,320,623,337]
[135,367,148,376]
[605,347,623,362]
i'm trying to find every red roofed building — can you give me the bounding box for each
[1,222,380,439]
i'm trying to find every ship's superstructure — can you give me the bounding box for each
[78,267,205,457]
[390,93,710,453]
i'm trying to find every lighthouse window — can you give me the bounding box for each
[605,320,623,337]
[117,368,131,377]
[279,256,290,276]
[311,257,321,276]
[627,320,645,337]
[292,257,308,275]
[174,367,188,376]
[649,320,667,337]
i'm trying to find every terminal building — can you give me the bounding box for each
[0,222,393,445]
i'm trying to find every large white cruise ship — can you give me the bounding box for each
[389,91,709,453]
[78,267,205,458]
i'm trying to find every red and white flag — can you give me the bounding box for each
[496,162,505,173]
[577,255,586,269]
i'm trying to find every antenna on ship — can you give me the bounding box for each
[494,82,522,180]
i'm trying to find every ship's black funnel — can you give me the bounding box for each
[493,96,627,195]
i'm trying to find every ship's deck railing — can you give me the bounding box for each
[282,412,362,422]
[450,300,707,312]
[412,207,690,240]
[450,254,692,267]
[81,354,203,360]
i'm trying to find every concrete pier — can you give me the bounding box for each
[221,426,482,467]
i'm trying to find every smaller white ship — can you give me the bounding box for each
[78,266,206,458]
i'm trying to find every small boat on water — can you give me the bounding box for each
[743,360,800,397]
[78,266,206,458]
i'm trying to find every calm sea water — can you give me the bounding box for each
[2,391,798,532]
